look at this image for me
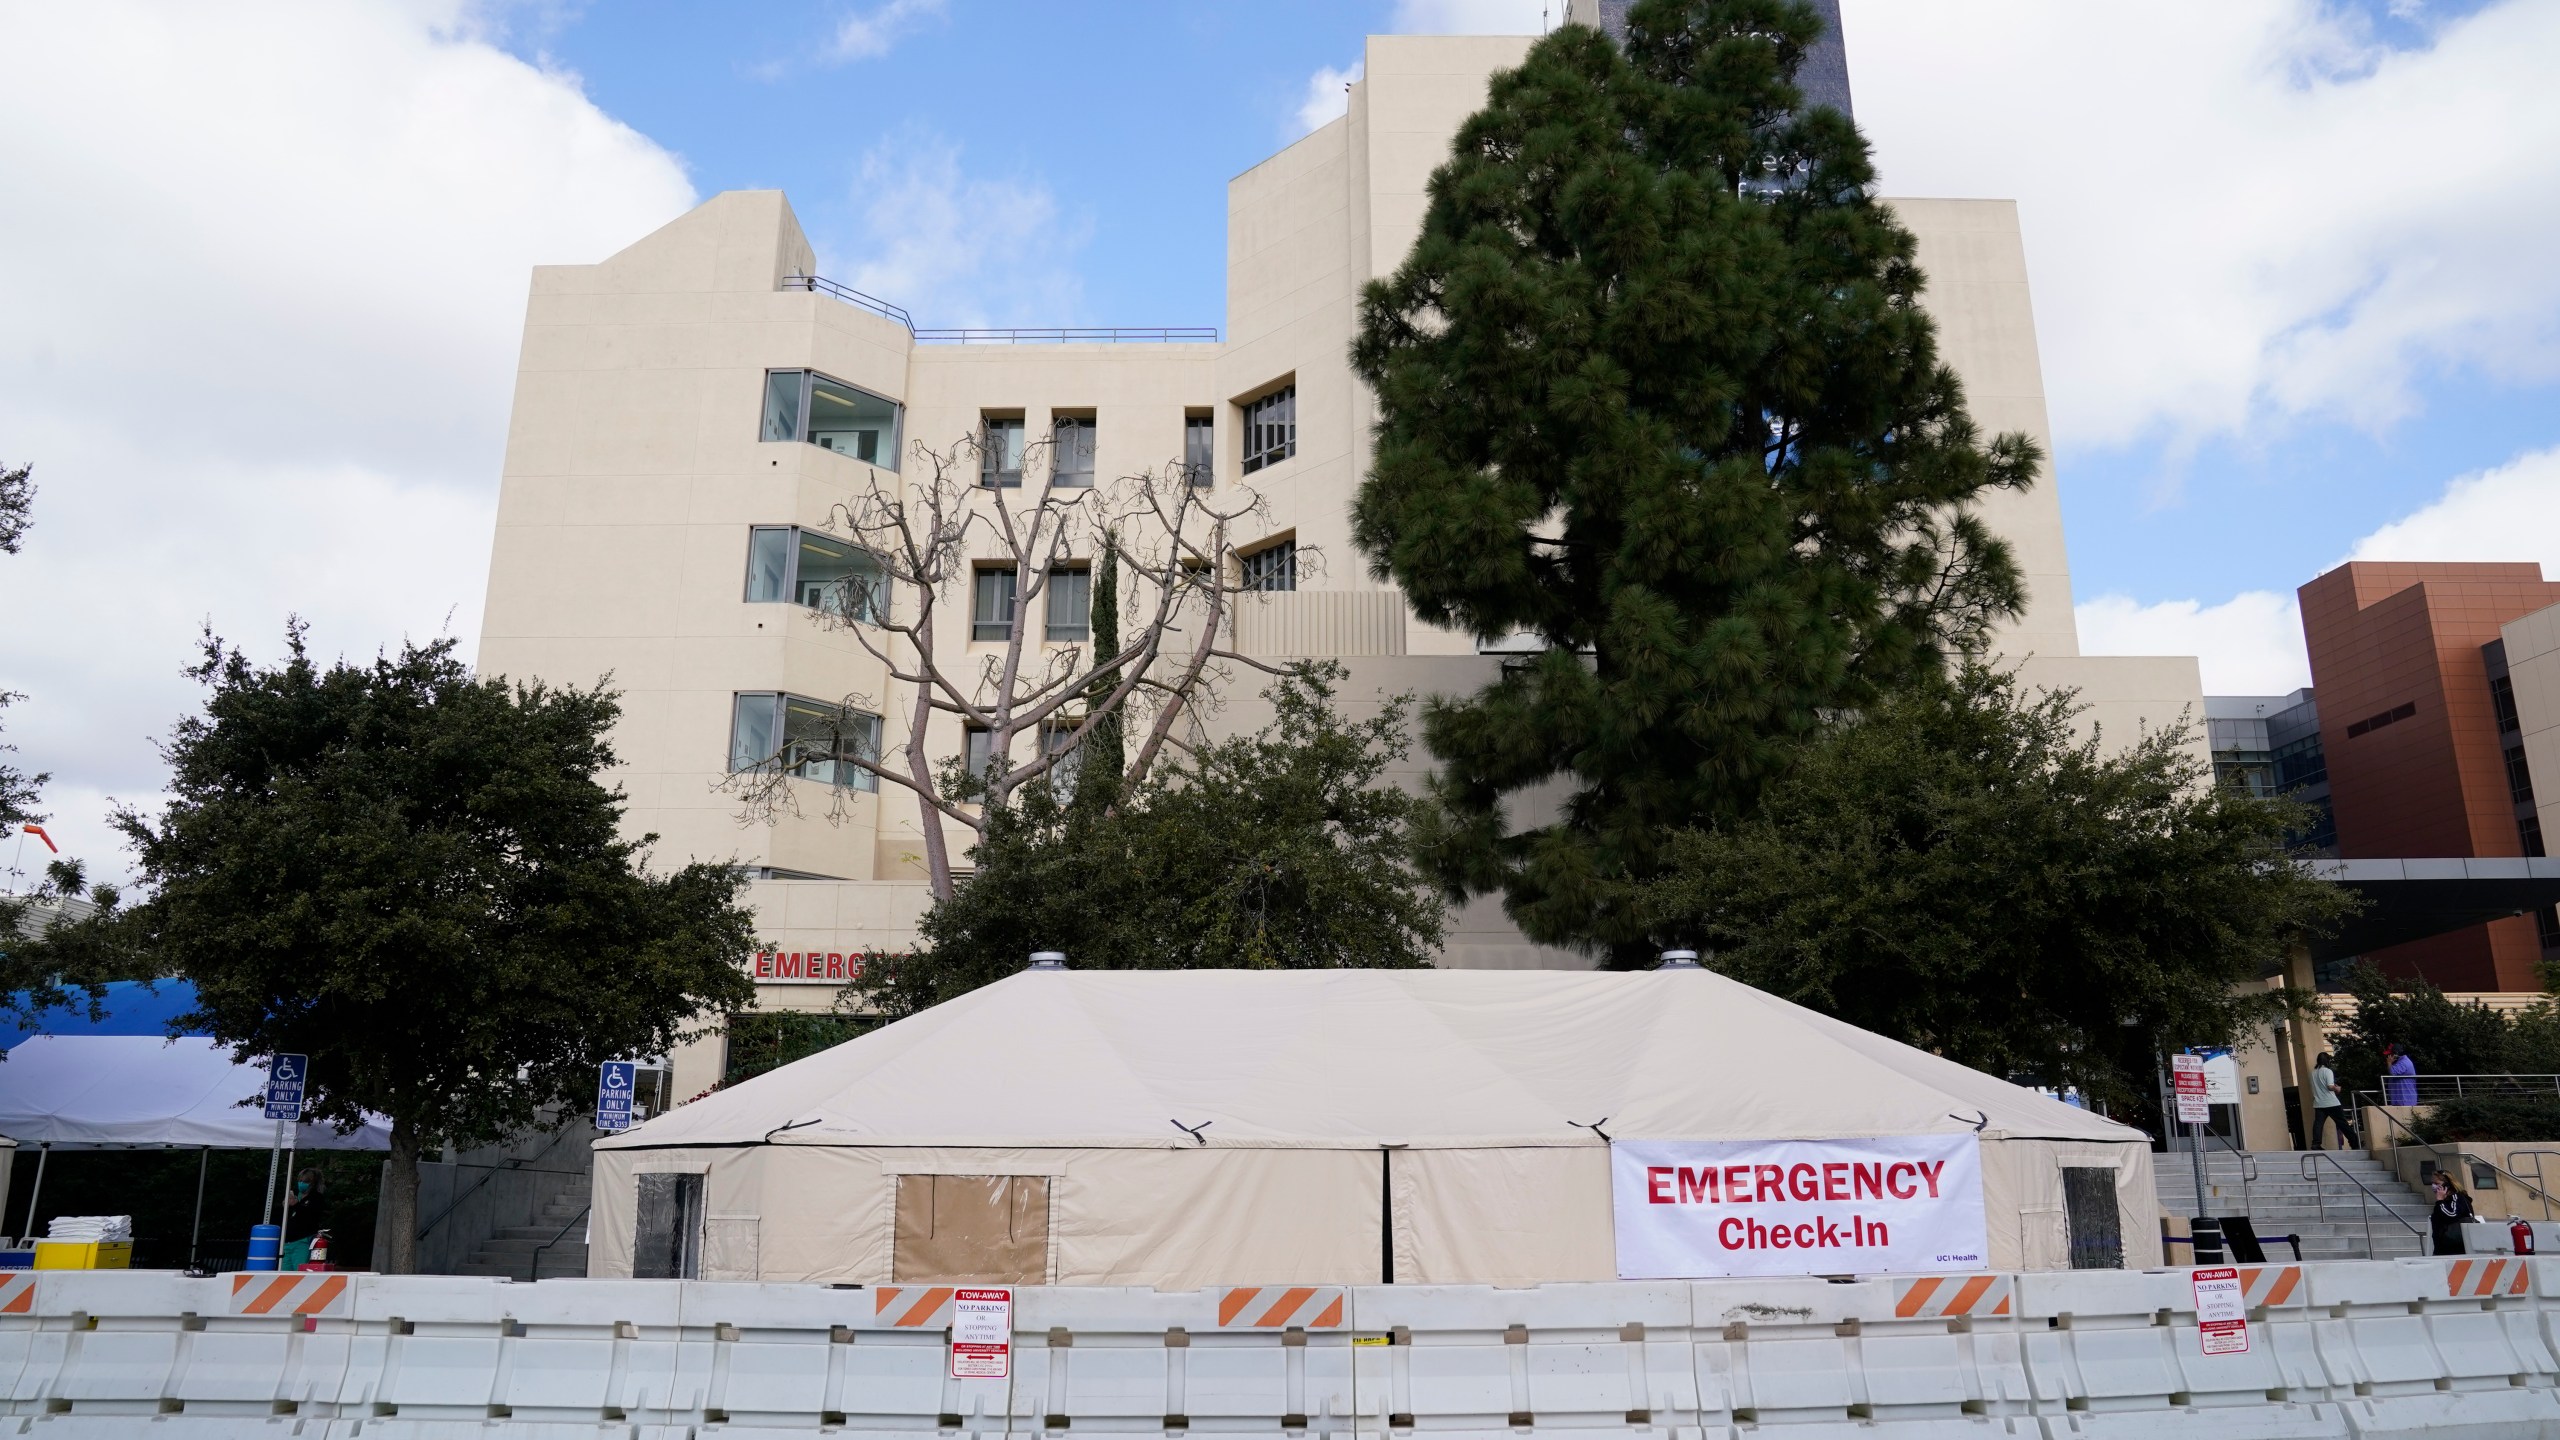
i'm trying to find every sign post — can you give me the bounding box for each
[951,1287,1013,1379]
[596,1061,638,1133]
[260,1054,309,1229]
[2171,1050,2211,1235]
[2192,1265,2248,1354]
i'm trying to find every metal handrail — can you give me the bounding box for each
[416,1119,591,1242]
[2193,1127,2257,1218]
[780,274,915,331]
[2354,1074,2560,1106]
[913,327,1220,344]
[527,1203,591,1283]
[2299,1150,2426,1258]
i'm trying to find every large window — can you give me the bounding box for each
[730,693,882,792]
[1046,566,1091,642]
[1240,538,1296,592]
[761,370,901,469]
[1242,384,1295,474]
[1184,413,1214,487]
[633,1173,705,1280]
[973,567,1019,642]
[980,416,1025,488]
[1053,416,1096,488]
[744,527,885,624]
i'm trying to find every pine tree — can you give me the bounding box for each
[1352,0,2037,960]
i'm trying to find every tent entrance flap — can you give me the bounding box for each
[894,1174,1050,1284]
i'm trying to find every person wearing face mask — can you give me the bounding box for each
[282,1167,323,1238]
[2430,1170,2476,1256]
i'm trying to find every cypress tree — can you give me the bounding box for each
[1072,531,1124,817]
[1351,0,2038,961]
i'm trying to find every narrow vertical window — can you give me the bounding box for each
[729,693,781,773]
[1184,413,1214,487]
[744,527,794,603]
[980,417,1025,487]
[1053,416,1096,488]
[964,725,994,780]
[1046,566,1091,642]
[761,371,806,444]
[973,567,1018,641]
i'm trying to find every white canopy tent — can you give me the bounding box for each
[594,967,2161,1285]
[0,1035,390,1248]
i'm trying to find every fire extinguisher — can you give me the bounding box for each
[2512,1218,2536,1256]
[302,1230,332,1271]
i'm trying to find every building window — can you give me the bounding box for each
[1240,539,1296,592]
[1184,413,1214,487]
[2540,904,2560,954]
[2492,675,2521,734]
[761,370,901,469]
[2523,815,2547,859]
[980,417,1025,488]
[730,693,881,792]
[2344,701,2417,739]
[1046,566,1091,642]
[744,527,885,624]
[1042,722,1082,798]
[1241,384,1295,474]
[964,724,994,781]
[973,567,1019,642]
[2509,746,2537,806]
[1053,416,1096,488]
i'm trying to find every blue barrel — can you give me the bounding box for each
[245,1224,281,1272]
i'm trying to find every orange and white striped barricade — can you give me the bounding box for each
[2306,1256,2560,1437]
[0,1273,44,1417]
[849,1281,1014,1434]
[1689,1272,2026,1431]
[1352,1282,1692,1436]
[2010,1264,2339,1434]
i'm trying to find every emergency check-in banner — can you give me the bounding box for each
[1612,1136,1988,1278]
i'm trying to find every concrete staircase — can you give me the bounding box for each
[454,1187,592,1280]
[2155,1149,2434,1262]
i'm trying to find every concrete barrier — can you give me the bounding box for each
[0,1263,2553,1435]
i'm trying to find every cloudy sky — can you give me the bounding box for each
[2,0,2555,885]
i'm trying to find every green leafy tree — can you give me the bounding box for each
[63,625,756,1271]
[1351,0,2035,961]
[2327,962,2560,1103]
[879,664,1443,1016]
[0,690,43,833]
[1633,665,2350,1115]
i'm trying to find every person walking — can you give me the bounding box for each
[2431,1170,2476,1255]
[2310,1052,2359,1149]
[2375,1035,2416,1101]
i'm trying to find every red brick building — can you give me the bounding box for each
[2299,562,2560,990]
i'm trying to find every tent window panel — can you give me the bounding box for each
[892,1174,1051,1284]
[633,1172,705,1280]
[2061,1166,2124,1270]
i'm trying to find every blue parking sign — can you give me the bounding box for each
[264,1053,308,1121]
[597,1060,638,1132]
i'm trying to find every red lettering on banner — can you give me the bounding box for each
[1725,1165,1751,1202]
[1679,1167,1713,1203]
[1770,1224,1791,1249]
[1822,1163,1848,1201]
[1754,1164,1783,1202]
[1886,1163,1917,1199]
[1787,1163,1818,1202]
[1916,1160,1945,1198]
[1853,1163,1882,1199]
[1648,1167,1674,1204]
[1715,1213,1890,1252]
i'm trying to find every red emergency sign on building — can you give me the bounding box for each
[750,950,870,983]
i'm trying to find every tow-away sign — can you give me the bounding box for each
[950,1288,1012,1379]
[2192,1266,2247,1354]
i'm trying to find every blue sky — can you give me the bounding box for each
[2,0,2557,880]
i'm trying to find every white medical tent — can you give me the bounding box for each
[0,1036,392,1151]
[594,967,2159,1285]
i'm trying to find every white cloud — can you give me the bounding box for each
[0,1,695,882]
[826,0,946,63]
[1292,62,1363,138]
[1845,0,2560,452]
[2076,592,2310,697]
[2078,443,2560,694]
[2345,444,2560,568]
[832,127,1090,331]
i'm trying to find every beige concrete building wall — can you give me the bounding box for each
[474,30,2206,1097]
[2505,603,2560,850]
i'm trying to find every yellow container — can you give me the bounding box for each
[33,1241,131,1270]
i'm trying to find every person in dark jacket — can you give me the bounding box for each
[2431,1170,2476,1255]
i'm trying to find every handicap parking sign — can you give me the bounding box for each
[263,1054,308,1121]
[597,1060,638,1133]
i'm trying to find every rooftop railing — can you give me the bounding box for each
[914,327,1220,344]
[780,274,914,330]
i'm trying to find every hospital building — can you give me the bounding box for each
[472,4,2208,1101]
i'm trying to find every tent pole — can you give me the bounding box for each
[189,1147,209,1266]
[1379,1147,1393,1286]
[261,1119,283,1228]
[21,1143,48,1243]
